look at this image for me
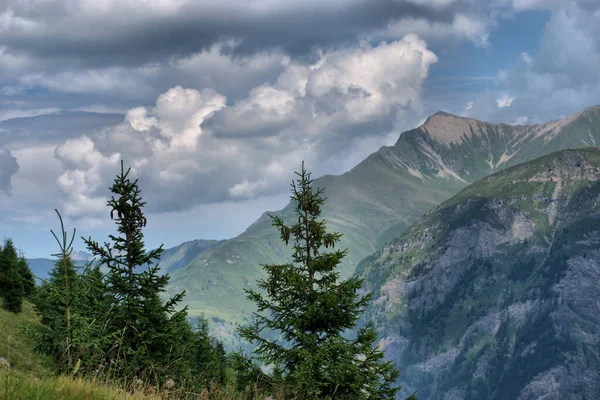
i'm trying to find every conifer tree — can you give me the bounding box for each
[17,252,35,298]
[82,160,189,382]
[189,316,228,387]
[0,238,25,313]
[238,163,414,399]
[33,209,101,372]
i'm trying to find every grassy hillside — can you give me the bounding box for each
[0,301,50,374]
[0,301,281,399]
[0,369,165,400]
[0,302,156,399]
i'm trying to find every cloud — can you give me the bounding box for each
[10,41,289,110]
[373,12,491,46]
[0,0,542,115]
[0,111,124,148]
[206,34,437,139]
[496,94,514,108]
[509,0,600,12]
[0,147,19,194]
[53,35,437,218]
[0,0,448,67]
[405,0,460,8]
[461,0,600,124]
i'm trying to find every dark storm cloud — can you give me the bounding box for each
[0,0,456,68]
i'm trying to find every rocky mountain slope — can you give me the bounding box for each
[166,106,600,327]
[356,148,600,399]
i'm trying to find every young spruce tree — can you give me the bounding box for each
[238,163,415,400]
[82,160,189,382]
[33,209,102,373]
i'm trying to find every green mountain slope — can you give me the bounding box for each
[356,148,600,399]
[158,239,224,274]
[167,106,600,329]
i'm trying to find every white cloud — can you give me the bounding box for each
[496,94,515,108]
[54,136,122,217]
[229,179,268,198]
[52,34,437,218]
[209,34,438,138]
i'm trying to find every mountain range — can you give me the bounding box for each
[164,105,600,331]
[27,240,222,283]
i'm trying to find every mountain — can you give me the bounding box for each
[158,239,225,274]
[356,148,600,399]
[166,106,600,329]
[27,258,88,284]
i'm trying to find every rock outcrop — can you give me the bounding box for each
[357,148,600,399]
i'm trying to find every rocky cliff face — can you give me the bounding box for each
[357,148,600,399]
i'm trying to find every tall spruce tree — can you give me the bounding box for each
[82,160,189,382]
[238,163,415,400]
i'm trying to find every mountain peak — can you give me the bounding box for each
[430,110,455,117]
[419,111,483,145]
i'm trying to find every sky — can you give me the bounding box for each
[0,0,599,258]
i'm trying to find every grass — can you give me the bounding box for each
[0,301,285,399]
[0,301,161,399]
[0,301,51,375]
[0,368,163,400]
[0,368,288,400]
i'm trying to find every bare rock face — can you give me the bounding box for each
[356,148,600,400]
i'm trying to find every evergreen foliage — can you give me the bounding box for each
[5,159,422,399]
[32,209,111,374]
[17,253,36,298]
[238,162,415,400]
[81,160,190,383]
[187,316,229,388]
[0,237,34,314]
